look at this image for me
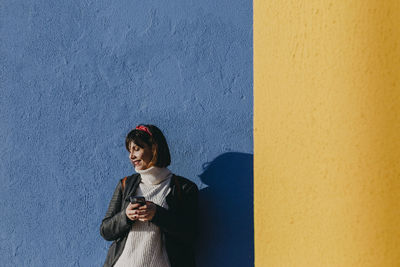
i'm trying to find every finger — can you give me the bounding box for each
[127,209,139,216]
[130,203,141,209]
[138,212,150,218]
[138,205,147,210]
[137,210,148,215]
[138,216,149,221]
[127,214,135,220]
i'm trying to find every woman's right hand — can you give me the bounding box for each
[125,203,141,221]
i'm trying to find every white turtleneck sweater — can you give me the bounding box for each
[114,166,172,267]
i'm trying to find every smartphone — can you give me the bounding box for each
[130,196,146,206]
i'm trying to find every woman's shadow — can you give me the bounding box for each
[196,152,254,267]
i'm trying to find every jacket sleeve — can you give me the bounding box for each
[100,180,134,241]
[150,183,199,245]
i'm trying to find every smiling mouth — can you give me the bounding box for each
[132,160,141,165]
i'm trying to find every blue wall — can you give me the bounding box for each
[0,1,253,266]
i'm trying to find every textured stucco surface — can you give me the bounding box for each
[255,1,400,266]
[0,1,253,266]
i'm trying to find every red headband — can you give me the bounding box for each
[135,125,152,136]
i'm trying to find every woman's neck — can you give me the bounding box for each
[135,166,172,185]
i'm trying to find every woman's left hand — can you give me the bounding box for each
[137,201,157,222]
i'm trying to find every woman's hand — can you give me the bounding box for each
[137,201,157,222]
[125,203,141,221]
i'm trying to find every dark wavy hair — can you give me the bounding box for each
[125,124,171,168]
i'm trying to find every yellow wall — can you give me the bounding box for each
[254,1,400,266]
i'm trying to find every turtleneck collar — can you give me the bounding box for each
[135,166,172,185]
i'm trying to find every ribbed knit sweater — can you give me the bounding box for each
[114,167,172,267]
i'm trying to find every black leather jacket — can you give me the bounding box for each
[100,173,198,267]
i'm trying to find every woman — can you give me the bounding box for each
[100,124,199,267]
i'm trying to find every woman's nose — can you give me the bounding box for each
[130,152,135,159]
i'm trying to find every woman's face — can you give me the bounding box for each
[128,141,153,170]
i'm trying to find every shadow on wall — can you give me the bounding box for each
[196,152,254,267]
